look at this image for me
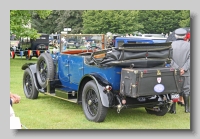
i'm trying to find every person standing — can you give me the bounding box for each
[176,31,191,106]
[61,36,65,43]
[12,45,16,52]
[86,41,91,50]
[62,36,68,51]
[169,28,190,113]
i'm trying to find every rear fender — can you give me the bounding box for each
[78,73,113,107]
[22,63,42,92]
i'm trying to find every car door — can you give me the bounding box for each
[68,55,84,85]
[58,54,70,83]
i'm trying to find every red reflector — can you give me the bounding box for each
[172,98,179,102]
[104,85,112,91]
[143,70,147,73]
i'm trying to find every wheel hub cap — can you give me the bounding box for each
[40,68,43,72]
[88,100,92,105]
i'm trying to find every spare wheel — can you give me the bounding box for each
[36,53,54,88]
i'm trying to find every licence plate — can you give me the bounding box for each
[171,94,179,99]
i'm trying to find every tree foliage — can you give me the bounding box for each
[31,10,59,34]
[178,10,190,27]
[82,10,143,34]
[55,10,84,34]
[11,10,190,39]
[10,10,52,39]
[137,10,190,34]
[32,10,84,34]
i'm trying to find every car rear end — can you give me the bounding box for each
[30,34,50,57]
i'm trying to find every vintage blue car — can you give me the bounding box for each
[22,35,182,122]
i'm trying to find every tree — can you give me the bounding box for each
[32,10,84,34]
[55,10,84,34]
[32,10,60,34]
[178,10,190,27]
[10,10,52,39]
[82,10,143,34]
[137,10,190,34]
[138,10,177,34]
[25,10,190,37]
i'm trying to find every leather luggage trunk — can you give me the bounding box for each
[120,67,182,98]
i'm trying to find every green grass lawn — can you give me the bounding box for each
[10,56,190,129]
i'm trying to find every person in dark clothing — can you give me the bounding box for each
[169,28,190,113]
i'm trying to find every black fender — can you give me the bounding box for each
[78,73,113,108]
[21,63,42,92]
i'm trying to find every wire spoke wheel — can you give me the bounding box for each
[86,89,98,116]
[38,60,48,82]
[23,68,38,99]
[36,53,54,88]
[24,74,32,95]
[82,80,108,122]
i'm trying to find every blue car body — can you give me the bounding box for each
[57,54,122,91]
[114,36,166,48]
[115,37,154,47]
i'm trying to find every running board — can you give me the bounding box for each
[44,88,78,103]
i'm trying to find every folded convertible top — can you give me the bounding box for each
[89,42,172,68]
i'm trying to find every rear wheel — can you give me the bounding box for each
[82,80,108,122]
[155,106,168,116]
[23,68,39,99]
[36,53,54,88]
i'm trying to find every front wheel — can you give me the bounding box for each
[23,68,39,99]
[82,80,108,122]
